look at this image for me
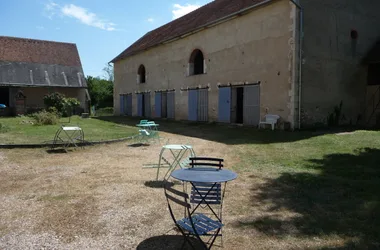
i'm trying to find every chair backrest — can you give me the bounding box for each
[189,157,224,169]
[164,184,191,209]
[147,121,156,125]
[139,120,148,124]
[190,182,222,205]
[265,114,280,123]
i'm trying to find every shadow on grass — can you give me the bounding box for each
[144,180,174,189]
[240,147,380,248]
[46,149,67,154]
[93,116,357,145]
[128,143,150,147]
[136,235,204,249]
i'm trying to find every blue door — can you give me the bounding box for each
[155,92,162,118]
[120,95,124,115]
[167,91,175,119]
[137,93,143,116]
[126,94,132,116]
[243,85,260,126]
[188,89,198,121]
[218,87,231,123]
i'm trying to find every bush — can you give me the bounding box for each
[44,92,65,113]
[32,110,59,125]
[43,92,81,117]
[95,107,113,116]
[62,98,81,117]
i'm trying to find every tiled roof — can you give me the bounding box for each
[111,0,272,62]
[0,36,82,67]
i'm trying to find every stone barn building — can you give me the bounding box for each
[0,36,89,116]
[112,0,380,129]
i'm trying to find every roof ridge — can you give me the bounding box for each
[0,36,77,46]
[111,0,272,62]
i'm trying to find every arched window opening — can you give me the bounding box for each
[138,65,146,83]
[189,49,204,75]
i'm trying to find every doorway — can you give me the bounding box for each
[235,87,244,124]
[161,92,167,118]
[0,87,10,106]
[141,94,145,117]
[230,87,244,124]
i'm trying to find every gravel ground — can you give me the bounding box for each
[0,132,347,249]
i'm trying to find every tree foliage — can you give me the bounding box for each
[102,63,114,82]
[43,92,80,117]
[86,76,113,108]
[85,63,114,109]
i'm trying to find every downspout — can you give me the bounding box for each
[289,0,303,129]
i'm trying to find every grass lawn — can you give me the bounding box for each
[0,116,138,144]
[0,118,379,249]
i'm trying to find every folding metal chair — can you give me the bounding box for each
[164,182,223,249]
[188,157,225,246]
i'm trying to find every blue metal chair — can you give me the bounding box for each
[164,182,223,249]
[188,157,225,246]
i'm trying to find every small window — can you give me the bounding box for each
[138,65,146,83]
[189,49,204,75]
[368,63,380,85]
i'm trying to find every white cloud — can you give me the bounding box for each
[147,18,155,23]
[61,4,115,31]
[36,26,45,30]
[44,2,116,31]
[44,1,59,19]
[172,3,201,19]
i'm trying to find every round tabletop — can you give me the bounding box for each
[171,168,237,183]
[136,124,159,127]
[163,144,193,150]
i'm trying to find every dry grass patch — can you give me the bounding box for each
[1,127,380,249]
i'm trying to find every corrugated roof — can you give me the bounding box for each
[0,36,86,88]
[111,0,272,62]
[0,36,82,67]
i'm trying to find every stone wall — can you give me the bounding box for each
[300,0,380,127]
[114,0,297,127]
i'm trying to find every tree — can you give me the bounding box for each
[102,63,114,82]
[86,75,113,108]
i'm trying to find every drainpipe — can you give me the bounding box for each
[289,0,303,129]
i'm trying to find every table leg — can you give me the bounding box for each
[163,149,185,180]
[155,147,166,180]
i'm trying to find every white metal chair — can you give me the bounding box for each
[259,114,280,130]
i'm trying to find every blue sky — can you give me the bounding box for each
[0,0,212,78]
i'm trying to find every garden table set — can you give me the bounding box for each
[143,136,238,249]
[136,120,160,143]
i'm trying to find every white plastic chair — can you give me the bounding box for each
[259,114,280,130]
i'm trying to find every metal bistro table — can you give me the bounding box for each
[156,144,195,180]
[52,126,84,149]
[170,168,237,248]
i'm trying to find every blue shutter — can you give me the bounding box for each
[137,94,143,116]
[120,95,124,115]
[218,87,231,123]
[167,91,175,119]
[155,92,162,118]
[243,85,260,126]
[188,89,198,121]
[126,94,132,116]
